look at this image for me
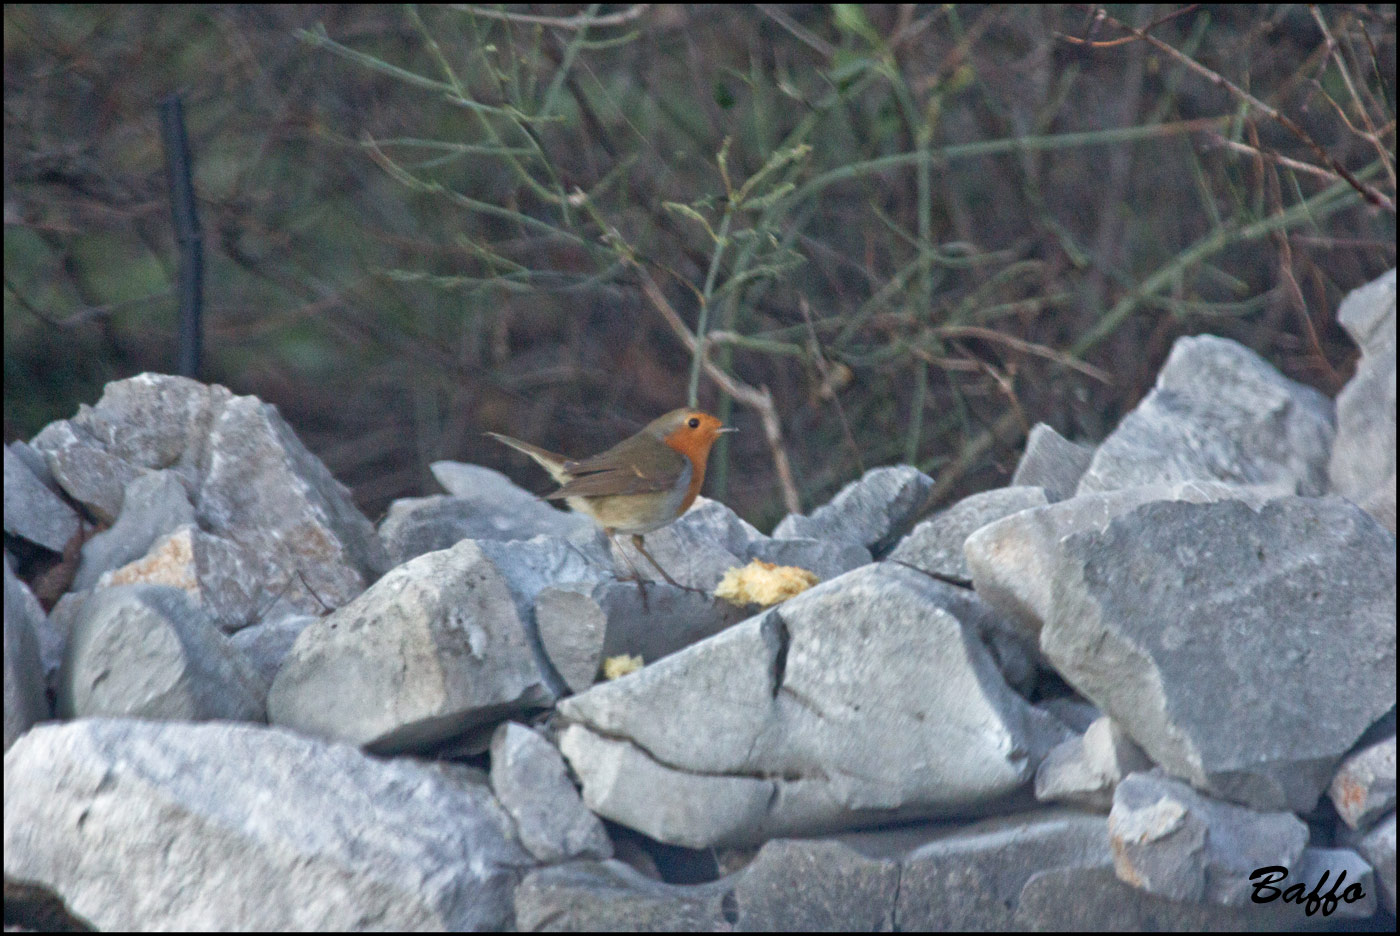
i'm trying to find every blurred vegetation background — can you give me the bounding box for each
[5,4,1395,531]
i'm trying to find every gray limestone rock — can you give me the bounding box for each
[3,719,531,930]
[4,561,50,750]
[534,585,608,694]
[745,535,871,582]
[28,373,387,615]
[1108,771,1307,906]
[73,470,195,591]
[514,860,723,931]
[966,480,1281,642]
[380,465,594,566]
[1040,496,1395,813]
[94,523,280,633]
[489,721,611,863]
[1035,716,1154,811]
[1329,735,1396,832]
[773,465,934,556]
[57,584,265,723]
[888,810,1112,931]
[1329,269,1397,532]
[268,539,549,753]
[1011,423,1095,502]
[887,485,1048,582]
[4,443,79,553]
[1358,811,1396,915]
[1077,334,1334,496]
[228,613,317,689]
[605,497,757,591]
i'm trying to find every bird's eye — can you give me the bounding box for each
[688,417,700,429]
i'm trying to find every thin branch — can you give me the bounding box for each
[1067,7,1393,212]
[452,4,650,29]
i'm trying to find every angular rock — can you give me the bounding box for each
[887,485,1048,583]
[514,860,723,931]
[558,563,1070,848]
[592,580,748,666]
[228,614,317,689]
[3,719,531,930]
[1015,865,1304,930]
[57,585,265,723]
[380,472,593,566]
[268,539,548,753]
[1039,496,1395,813]
[430,460,590,545]
[4,561,49,750]
[1288,847,1377,919]
[724,837,899,931]
[36,590,84,690]
[96,524,279,633]
[534,586,608,694]
[1358,811,1396,915]
[73,469,195,591]
[887,810,1112,931]
[489,722,611,863]
[1108,771,1308,906]
[29,374,387,615]
[196,391,388,611]
[516,835,900,932]
[966,480,1279,641]
[1011,423,1095,502]
[745,536,871,583]
[4,443,79,553]
[1037,697,1101,735]
[473,534,613,699]
[1329,735,1396,831]
[773,465,934,556]
[1077,334,1335,496]
[1035,716,1153,811]
[1329,269,1397,533]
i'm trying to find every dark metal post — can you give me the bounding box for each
[159,94,203,378]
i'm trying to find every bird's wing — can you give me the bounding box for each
[546,434,686,498]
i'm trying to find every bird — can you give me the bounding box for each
[486,408,736,590]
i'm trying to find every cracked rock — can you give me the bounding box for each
[557,562,1069,848]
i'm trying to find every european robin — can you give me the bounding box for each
[486,409,736,589]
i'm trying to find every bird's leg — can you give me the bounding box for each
[608,532,651,611]
[631,534,701,593]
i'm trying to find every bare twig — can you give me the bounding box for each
[929,325,1113,384]
[452,5,650,30]
[1067,6,1394,212]
[1203,134,1345,184]
[1310,6,1396,193]
[799,295,864,475]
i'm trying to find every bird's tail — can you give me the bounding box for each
[484,432,572,485]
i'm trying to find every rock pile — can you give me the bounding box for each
[4,271,1395,930]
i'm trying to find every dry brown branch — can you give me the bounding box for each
[1204,134,1345,184]
[929,325,1114,384]
[1070,6,1394,212]
[1310,6,1396,193]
